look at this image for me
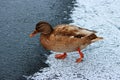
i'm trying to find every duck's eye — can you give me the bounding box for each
[36,26,41,30]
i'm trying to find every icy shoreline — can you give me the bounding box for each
[28,0,120,80]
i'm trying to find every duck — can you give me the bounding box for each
[29,21,103,63]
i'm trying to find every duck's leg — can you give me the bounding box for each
[55,52,67,59]
[76,48,84,63]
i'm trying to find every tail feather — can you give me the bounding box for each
[85,33,103,43]
[91,37,103,42]
[87,33,97,40]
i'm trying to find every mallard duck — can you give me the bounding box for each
[29,21,103,63]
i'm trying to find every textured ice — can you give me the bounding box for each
[28,0,120,80]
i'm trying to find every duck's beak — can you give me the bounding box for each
[29,30,38,38]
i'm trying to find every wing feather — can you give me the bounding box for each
[53,24,96,38]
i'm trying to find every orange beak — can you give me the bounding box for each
[29,30,38,38]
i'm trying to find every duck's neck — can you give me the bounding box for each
[40,33,51,41]
[40,33,51,49]
[41,33,51,37]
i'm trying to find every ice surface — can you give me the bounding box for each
[28,0,120,80]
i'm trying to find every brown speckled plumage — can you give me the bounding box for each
[39,24,102,52]
[30,21,103,62]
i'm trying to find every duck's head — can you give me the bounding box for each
[29,21,53,37]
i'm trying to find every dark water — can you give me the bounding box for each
[0,0,75,80]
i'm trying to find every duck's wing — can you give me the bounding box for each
[53,24,97,38]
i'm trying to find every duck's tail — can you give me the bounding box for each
[91,37,103,43]
[86,33,103,43]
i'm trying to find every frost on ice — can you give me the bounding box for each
[28,0,120,80]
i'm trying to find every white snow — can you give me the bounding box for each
[28,0,120,80]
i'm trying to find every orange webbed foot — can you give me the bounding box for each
[76,58,83,63]
[55,53,67,59]
[76,48,84,63]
